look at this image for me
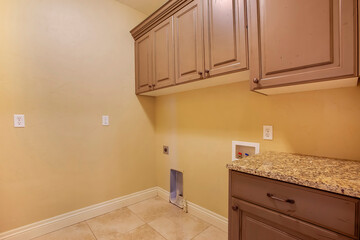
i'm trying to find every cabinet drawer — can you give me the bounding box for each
[230,171,359,237]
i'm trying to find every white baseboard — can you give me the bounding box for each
[187,201,228,232]
[0,186,228,240]
[0,187,158,240]
[157,187,170,202]
[156,187,228,232]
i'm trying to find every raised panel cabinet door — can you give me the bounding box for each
[152,17,175,89]
[203,0,248,77]
[174,0,204,84]
[229,197,353,240]
[242,215,300,240]
[135,33,153,94]
[247,0,357,90]
[229,199,300,240]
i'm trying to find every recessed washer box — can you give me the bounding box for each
[232,141,260,161]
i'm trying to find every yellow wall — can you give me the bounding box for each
[0,0,156,232]
[1,0,360,233]
[155,82,360,217]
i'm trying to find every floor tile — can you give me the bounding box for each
[128,197,183,223]
[192,226,227,240]
[32,222,95,240]
[121,224,166,240]
[149,213,209,240]
[86,207,145,240]
[33,198,225,240]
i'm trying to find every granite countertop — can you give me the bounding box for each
[226,152,360,198]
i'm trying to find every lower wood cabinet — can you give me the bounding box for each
[229,171,360,240]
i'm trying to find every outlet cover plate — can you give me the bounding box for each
[263,125,273,140]
[102,115,109,126]
[14,114,25,128]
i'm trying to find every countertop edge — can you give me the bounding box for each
[227,163,360,199]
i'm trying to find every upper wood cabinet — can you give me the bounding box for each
[132,0,358,95]
[135,17,175,94]
[174,0,204,84]
[153,17,175,90]
[135,32,153,94]
[203,0,248,77]
[247,0,358,91]
[131,0,249,95]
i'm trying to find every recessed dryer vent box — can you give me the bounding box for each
[170,169,184,209]
[232,141,260,161]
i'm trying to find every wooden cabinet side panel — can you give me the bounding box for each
[229,197,240,239]
[204,0,248,77]
[229,171,240,240]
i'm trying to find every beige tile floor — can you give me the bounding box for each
[32,197,227,240]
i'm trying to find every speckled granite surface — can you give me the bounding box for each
[227,152,360,198]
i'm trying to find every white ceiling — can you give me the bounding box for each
[116,0,168,15]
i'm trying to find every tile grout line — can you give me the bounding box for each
[158,189,228,234]
[146,223,169,240]
[109,206,164,238]
[150,196,217,240]
[122,206,149,233]
[145,196,188,240]
[85,221,97,240]
[28,223,74,240]
[190,225,211,240]
[125,206,148,224]
[125,197,174,240]
[126,204,169,240]
[186,211,227,235]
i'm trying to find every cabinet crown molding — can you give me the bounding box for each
[130,0,192,40]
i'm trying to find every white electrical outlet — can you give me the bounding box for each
[14,114,25,128]
[102,115,109,126]
[263,125,273,140]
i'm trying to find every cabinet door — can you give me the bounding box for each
[242,215,300,240]
[247,0,357,90]
[230,200,301,240]
[203,0,248,77]
[229,198,352,240]
[135,33,153,94]
[174,0,204,84]
[152,17,175,89]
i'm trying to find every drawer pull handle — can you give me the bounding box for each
[267,193,295,204]
[232,206,238,211]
